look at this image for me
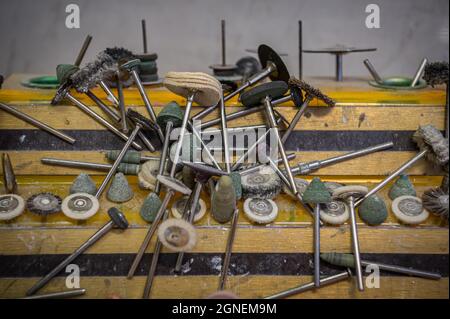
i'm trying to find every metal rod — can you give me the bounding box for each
[116,72,129,133]
[221,95,231,173]
[238,153,296,176]
[363,59,383,84]
[65,93,142,150]
[231,129,270,171]
[188,121,222,170]
[74,35,92,67]
[411,58,428,87]
[292,141,394,175]
[281,95,312,143]
[264,270,350,299]
[99,80,119,106]
[219,208,239,290]
[0,102,76,144]
[155,121,173,194]
[221,19,226,66]
[360,260,441,280]
[22,289,86,299]
[95,125,141,198]
[299,20,302,80]
[86,90,121,122]
[314,204,321,287]
[27,221,114,295]
[41,157,139,174]
[336,54,343,81]
[348,196,364,291]
[141,19,148,54]
[354,149,428,206]
[200,105,264,129]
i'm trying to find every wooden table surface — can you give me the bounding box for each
[0,74,448,299]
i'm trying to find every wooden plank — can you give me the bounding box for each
[0,276,447,299]
[1,150,444,176]
[0,104,445,131]
[0,226,447,255]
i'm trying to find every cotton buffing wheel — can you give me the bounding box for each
[243,198,278,224]
[157,218,197,252]
[138,160,161,190]
[241,166,282,199]
[0,194,25,221]
[332,185,369,200]
[171,196,206,223]
[392,195,429,225]
[62,193,99,220]
[320,200,350,225]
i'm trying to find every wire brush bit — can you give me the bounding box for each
[422,188,449,221]
[288,77,335,107]
[423,61,449,87]
[412,124,449,167]
[70,52,115,93]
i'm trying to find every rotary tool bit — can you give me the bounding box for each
[411,58,428,87]
[2,153,17,194]
[41,158,140,175]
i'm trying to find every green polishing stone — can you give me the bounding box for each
[240,81,288,108]
[358,195,388,225]
[140,192,162,222]
[106,172,134,203]
[302,177,331,204]
[211,175,236,223]
[388,175,417,200]
[56,64,79,84]
[229,172,242,200]
[156,101,184,128]
[121,59,141,71]
[69,173,97,195]
[320,252,355,268]
[106,150,141,164]
[140,74,159,83]
[138,61,157,74]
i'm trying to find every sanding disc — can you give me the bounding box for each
[319,200,350,225]
[138,160,161,190]
[258,44,290,83]
[157,218,197,252]
[0,194,25,221]
[62,193,100,220]
[157,175,192,195]
[241,166,282,199]
[332,185,369,201]
[243,197,278,224]
[240,81,288,108]
[27,192,62,216]
[171,196,206,223]
[391,195,429,225]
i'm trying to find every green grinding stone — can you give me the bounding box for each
[140,192,162,222]
[211,176,236,223]
[358,195,388,225]
[140,74,159,83]
[229,172,242,200]
[388,175,417,200]
[69,173,97,195]
[156,101,184,128]
[117,163,140,175]
[56,64,79,84]
[106,150,141,164]
[106,172,134,203]
[138,61,157,74]
[182,165,196,189]
[121,59,141,70]
[135,53,158,62]
[302,177,331,204]
[320,252,355,268]
[240,81,288,108]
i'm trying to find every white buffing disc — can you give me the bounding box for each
[243,197,278,224]
[392,195,429,225]
[319,200,350,225]
[157,218,197,252]
[171,196,206,223]
[0,194,25,221]
[62,193,99,220]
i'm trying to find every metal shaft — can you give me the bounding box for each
[336,54,343,81]
[116,72,129,133]
[174,181,203,272]
[22,288,86,299]
[231,129,269,171]
[348,196,364,291]
[411,58,428,87]
[65,93,142,150]
[360,260,441,280]
[154,121,173,194]
[292,141,394,175]
[314,204,321,287]
[363,59,383,83]
[26,221,114,295]
[238,153,296,176]
[41,157,139,174]
[221,20,226,66]
[141,19,148,54]
[200,105,265,129]
[188,121,222,170]
[74,35,92,67]
[0,102,76,144]
[95,124,141,198]
[281,95,312,143]
[264,270,350,299]
[130,69,165,142]
[2,153,17,194]
[298,20,303,79]
[99,80,119,106]
[354,149,428,206]
[219,208,239,290]
[86,90,121,122]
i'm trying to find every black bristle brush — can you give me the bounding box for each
[70,52,115,93]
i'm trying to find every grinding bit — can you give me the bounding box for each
[211,175,236,223]
[302,177,332,204]
[27,193,62,216]
[156,101,184,129]
[288,78,335,107]
[61,193,99,220]
[140,192,163,223]
[2,153,17,194]
[0,194,25,221]
[239,81,289,108]
[157,218,197,252]
[422,188,449,221]
[388,175,416,200]
[69,173,97,196]
[107,172,134,203]
[392,195,429,225]
[358,194,388,226]
[171,196,206,223]
[243,198,278,224]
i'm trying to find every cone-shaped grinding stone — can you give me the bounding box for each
[211,176,236,223]
[302,177,331,204]
[388,175,416,200]
[140,192,162,222]
[358,195,388,225]
[56,64,79,84]
[69,173,97,196]
[107,172,134,203]
[156,101,184,129]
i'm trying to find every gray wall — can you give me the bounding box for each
[0,0,448,79]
